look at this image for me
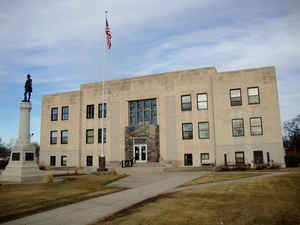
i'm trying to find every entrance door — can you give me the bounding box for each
[133,144,147,162]
[253,151,264,164]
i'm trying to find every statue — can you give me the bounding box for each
[23,74,32,102]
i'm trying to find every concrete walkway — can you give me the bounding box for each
[1,171,292,225]
[1,172,205,225]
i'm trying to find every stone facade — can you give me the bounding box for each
[125,125,160,162]
[39,66,285,168]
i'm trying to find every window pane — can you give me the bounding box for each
[249,96,259,104]
[248,88,258,96]
[151,111,157,124]
[137,111,143,125]
[231,89,241,97]
[137,101,143,111]
[144,110,150,124]
[198,102,207,110]
[182,95,191,103]
[198,94,207,101]
[144,100,151,109]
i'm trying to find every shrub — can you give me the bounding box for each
[39,164,48,170]
[285,154,300,167]
[74,168,78,175]
[44,174,54,184]
[0,160,8,169]
[255,164,267,170]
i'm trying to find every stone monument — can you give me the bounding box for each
[1,74,44,182]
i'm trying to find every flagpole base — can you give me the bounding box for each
[98,156,106,172]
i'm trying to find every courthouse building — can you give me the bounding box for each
[39,66,285,168]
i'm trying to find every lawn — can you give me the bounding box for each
[0,174,126,223]
[92,173,300,225]
[182,171,267,186]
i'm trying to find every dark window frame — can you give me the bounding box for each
[61,130,68,144]
[86,104,94,119]
[198,122,209,139]
[50,130,58,144]
[61,155,67,167]
[128,99,157,126]
[200,153,209,164]
[86,129,94,144]
[98,103,107,118]
[98,128,107,143]
[50,156,56,166]
[235,151,245,164]
[184,153,193,166]
[250,117,263,136]
[230,88,242,106]
[181,95,192,111]
[51,107,58,121]
[248,87,260,104]
[182,123,193,140]
[197,93,208,110]
[253,150,264,164]
[25,152,34,161]
[232,118,244,137]
[86,155,93,166]
[61,106,69,120]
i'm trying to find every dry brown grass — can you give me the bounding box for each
[182,171,267,186]
[92,173,300,225]
[0,174,126,223]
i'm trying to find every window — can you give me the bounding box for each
[253,151,264,164]
[62,106,69,120]
[250,117,263,136]
[197,93,208,110]
[267,152,270,163]
[86,104,94,119]
[182,123,193,139]
[224,153,227,165]
[181,95,192,111]
[86,156,93,166]
[248,87,260,104]
[50,156,56,166]
[86,129,94,144]
[235,152,245,164]
[198,122,209,139]
[12,153,20,161]
[129,99,157,126]
[25,152,34,161]
[200,153,209,164]
[50,131,57,144]
[184,153,193,166]
[232,119,244,137]
[51,107,58,121]
[230,89,242,106]
[61,130,68,144]
[98,103,107,118]
[61,155,67,167]
[98,128,107,143]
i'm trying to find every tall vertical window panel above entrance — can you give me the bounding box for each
[129,99,157,126]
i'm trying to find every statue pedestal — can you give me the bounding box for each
[1,102,44,183]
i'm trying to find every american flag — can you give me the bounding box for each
[105,18,111,49]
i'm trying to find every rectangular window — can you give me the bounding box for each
[250,117,263,136]
[61,106,69,120]
[200,153,209,164]
[98,103,107,118]
[50,156,56,166]
[184,153,193,166]
[232,119,244,137]
[197,93,208,110]
[86,104,94,119]
[51,107,58,121]
[86,155,93,166]
[235,152,245,164]
[129,99,157,126]
[50,131,57,144]
[12,153,20,161]
[224,153,227,165]
[248,87,260,104]
[61,130,68,144]
[25,152,34,161]
[253,151,264,164]
[86,129,94,144]
[61,155,67,167]
[182,123,193,139]
[181,95,192,111]
[230,89,242,106]
[98,128,107,143]
[267,152,270,163]
[198,122,209,139]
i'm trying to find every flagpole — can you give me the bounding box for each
[99,10,108,170]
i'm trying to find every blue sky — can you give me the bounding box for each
[0,0,299,144]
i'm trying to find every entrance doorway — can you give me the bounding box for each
[133,144,147,162]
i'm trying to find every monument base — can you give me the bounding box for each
[1,141,44,183]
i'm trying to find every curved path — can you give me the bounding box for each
[1,171,291,225]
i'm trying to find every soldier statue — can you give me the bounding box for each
[23,74,32,102]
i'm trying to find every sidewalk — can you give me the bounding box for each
[1,172,203,225]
